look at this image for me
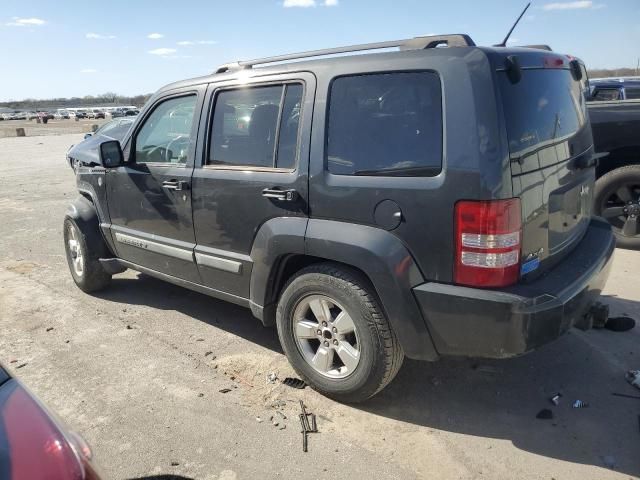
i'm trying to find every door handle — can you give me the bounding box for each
[162,180,189,191]
[262,188,298,201]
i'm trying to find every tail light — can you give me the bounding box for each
[454,199,522,288]
[0,383,86,480]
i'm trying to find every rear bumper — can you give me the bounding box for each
[413,217,615,358]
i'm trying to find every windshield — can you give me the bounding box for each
[499,69,587,161]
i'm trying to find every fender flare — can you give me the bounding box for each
[64,195,113,258]
[249,217,439,361]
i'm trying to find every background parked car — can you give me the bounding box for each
[589,77,640,101]
[91,109,106,119]
[0,364,104,479]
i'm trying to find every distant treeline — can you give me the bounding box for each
[0,93,153,111]
[588,68,639,79]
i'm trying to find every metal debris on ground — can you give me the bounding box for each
[299,400,319,452]
[15,363,27,369]
[536,408,553,420]
[605,316,636,332]
[218,388,232,394]
[572,400,589,408]
[625,370,640,390]
[266,372,278,384]
[46,327,54,332]
[611,392,640,400]
[282,377,306,389]
[549,393,562,406]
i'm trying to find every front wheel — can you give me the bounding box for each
[276,264,404,403]
[595,165,640,250]
[63,217,111,292]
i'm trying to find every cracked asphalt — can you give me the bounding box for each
[0,134,639,480]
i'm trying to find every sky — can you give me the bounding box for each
[1,0,639,101]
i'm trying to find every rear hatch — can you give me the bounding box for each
[495,51,595,280]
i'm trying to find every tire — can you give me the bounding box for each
[594,165,640,250]
[276,263,404,403]
[63,217,111,292]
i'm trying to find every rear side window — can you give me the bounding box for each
[326,72,442,176]
[591,87,622,101]
[625,87,640,100]
[209,83,303,169]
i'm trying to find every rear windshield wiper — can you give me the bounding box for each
[353,165,440,177]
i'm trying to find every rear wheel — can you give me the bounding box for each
[595,165,640,250]
[63,217,111,292]
[276,264,404,403]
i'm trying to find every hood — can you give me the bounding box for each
[67,133,113,165]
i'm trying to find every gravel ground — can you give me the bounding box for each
[0,134,639,480]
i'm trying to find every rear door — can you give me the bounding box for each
[497,56,595,278]
[190,73,314,299]
[106,88,205,282]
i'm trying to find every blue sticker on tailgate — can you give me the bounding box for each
[521,258,540,275]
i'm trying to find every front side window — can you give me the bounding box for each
[134,95,197,164]
[326,72,443,176]
[209,83,304,169]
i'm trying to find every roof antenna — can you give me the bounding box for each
[496,2,531,47]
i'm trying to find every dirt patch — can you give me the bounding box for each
[5,261,44,274]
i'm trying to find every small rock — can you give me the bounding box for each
[256,417,263,423]
[46,327,54,332]
[230,376,236,381]
[273,422,279,427]
[278,425,286,430]
[204,351,213,357]
[65,340,70,344]
[198,393,204,398]
[126,325,133,330]
[9,360,17,364]
[15,363,27,369]
[196,338,204,342]
[219,388,232,394]
[170,461,180,467]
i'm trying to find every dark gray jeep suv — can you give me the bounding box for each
[64,34,615,402]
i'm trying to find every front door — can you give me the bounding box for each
[190,74,315,299]
[106,89,204,282]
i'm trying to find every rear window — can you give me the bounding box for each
[499,69,587,160]
[326,72,442,176]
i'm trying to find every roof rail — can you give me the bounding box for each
[517,44,553,51]
[214,34,476,74]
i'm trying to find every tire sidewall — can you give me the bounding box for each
[63,217,86,285]
[276,271,387,400]
[595,166,640,250]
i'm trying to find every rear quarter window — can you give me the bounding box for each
[326,71,443,177]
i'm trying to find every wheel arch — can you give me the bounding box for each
[65,195,113,258]
[249,217,439,361]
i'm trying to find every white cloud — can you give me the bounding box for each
[177,40,217,46]
[324,0,338,5]
[6,17,46,27]
[86,32,116,39]
[81,68,98,73]
[284,0,316,6]
[542,1,603,10]
[148,48,177,56]
[147,33,164,39]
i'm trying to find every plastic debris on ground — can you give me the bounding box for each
[536,409,554,420]
[549,393,562,406]
[282,377,306,389]
[626,370,640,390]
[266,372,278,384]
[572,400,589,408]
[605,316,636,332]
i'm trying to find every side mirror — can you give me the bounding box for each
[99,140,124,168]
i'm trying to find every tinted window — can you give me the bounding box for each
[134,95,196,164]
[499,69,587,159]
[326,72,442,176]
[591,87,622,101]
[209,84,303,169]
[625,87,640,100]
